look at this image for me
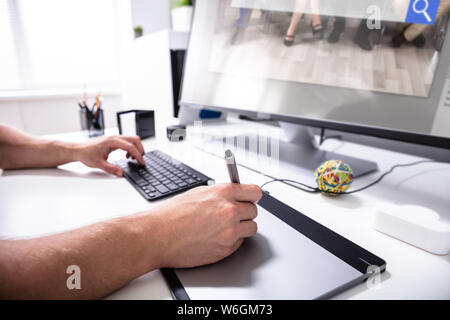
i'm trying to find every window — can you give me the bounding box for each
[0,0,20,90]
[0,0,127,92]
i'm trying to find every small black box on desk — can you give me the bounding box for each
[117,110,155,139]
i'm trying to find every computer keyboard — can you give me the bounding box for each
[116,150,213,201]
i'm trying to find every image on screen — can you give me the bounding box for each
[181,0,450,139]
[209,0,449,98]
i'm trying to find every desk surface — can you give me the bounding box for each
[0,119,449,299]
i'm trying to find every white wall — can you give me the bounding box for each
[120,29,177,137]
[0,0,134,136]
[130,0,171,36]
[0,30,177,136]
[0,1,178,136]
[0,93,125,135]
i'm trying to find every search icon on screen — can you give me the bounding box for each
[406,0,439,25]
[413,0,432,22]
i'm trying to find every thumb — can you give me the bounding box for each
[99,161,123,177]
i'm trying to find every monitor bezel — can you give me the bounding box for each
[181,101,450,149]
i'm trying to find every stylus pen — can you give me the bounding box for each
[225,149,240,183]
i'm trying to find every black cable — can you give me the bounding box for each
[260,160,448,196]
[338,160,441,194]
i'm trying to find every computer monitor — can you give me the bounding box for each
[180,0,450,175]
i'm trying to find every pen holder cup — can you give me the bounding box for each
[79,109,105,138]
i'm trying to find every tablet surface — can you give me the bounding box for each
[165,193,386,300]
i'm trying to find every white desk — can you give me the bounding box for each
[0,119,449,299]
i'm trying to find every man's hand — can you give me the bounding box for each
[0,124,145,174]
[0,182,263,299]
[76,135,145,177]
[150,183,263,268]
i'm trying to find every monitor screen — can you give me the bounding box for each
[181,0,450,143]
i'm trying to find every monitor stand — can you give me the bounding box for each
[200,122,378,179]
[276,122,378,178]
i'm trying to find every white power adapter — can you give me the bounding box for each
[372,202,450,255]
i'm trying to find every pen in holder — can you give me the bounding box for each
[79,108,89,131]
[79,108,105,138]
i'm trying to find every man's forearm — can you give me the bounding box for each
[0,211,164,299]
[0,124,81,169]
[0,139,82,169]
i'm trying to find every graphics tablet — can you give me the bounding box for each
[162,193,386,300]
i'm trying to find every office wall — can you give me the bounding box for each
[120,30,176,137]
[0,30,176,137]
[0,94,125,135]
[0,0,134,136]
[0,1,175,137]
[130,0,171,36]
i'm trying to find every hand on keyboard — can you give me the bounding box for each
[117,150,214,201]
[78,135,145,177]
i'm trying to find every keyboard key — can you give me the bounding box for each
[177,182,187,187]
[185,178,196,184]
[126,172,145,184]
[166,183,178,191]
[155,185,169,194]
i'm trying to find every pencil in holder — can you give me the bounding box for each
[87,109,105,138]
[79,108,105,137]
[79,109,89,131]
